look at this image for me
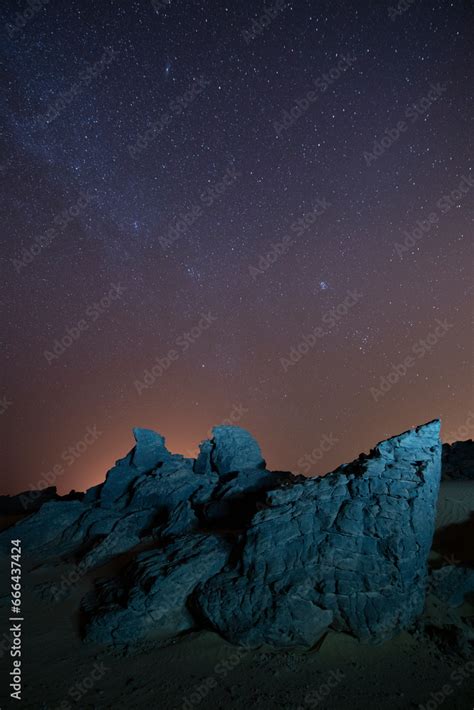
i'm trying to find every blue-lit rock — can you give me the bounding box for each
[195,425,266,476]
[196,420,442,645]
[83,534,231,644]
[1,420,444,649]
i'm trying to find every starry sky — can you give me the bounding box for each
[1,0,473,495]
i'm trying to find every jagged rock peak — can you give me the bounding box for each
[194,425,266,476]
[371,418,441,455]
[131,427,171,470]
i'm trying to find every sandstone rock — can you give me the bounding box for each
[159,500,199,538]
[193,439,214,476]
[125,460,215,512]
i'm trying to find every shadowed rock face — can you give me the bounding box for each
[442,440,474,480]
[0,421,444,648]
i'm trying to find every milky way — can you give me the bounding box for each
[1,0,473,494]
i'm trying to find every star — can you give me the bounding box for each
[1,0,470,506]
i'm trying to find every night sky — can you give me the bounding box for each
[1,0,473,496]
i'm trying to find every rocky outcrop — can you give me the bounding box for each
[195,425,266,476]
[195,420,442,646]
[0,428,216,568]
[0,486,60,514]
[83,534,231,644]
[442,440,474,480]
[0,487,82,515]
[1,421,444,649]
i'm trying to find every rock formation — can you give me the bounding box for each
[0,421,445,649]
[0,486,60,514]
[442,440,474,480]
[194,420,442,646]
[0,487,82,515]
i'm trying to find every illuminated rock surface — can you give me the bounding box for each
[1,421,445,648]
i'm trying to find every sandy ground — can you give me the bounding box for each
[0,481,473,710]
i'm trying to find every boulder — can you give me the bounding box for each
[130,427,171,470]
[83,534,231,644]
[429,565,474,607]
[196,420,442,646]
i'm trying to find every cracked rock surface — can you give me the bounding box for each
[196,420,442,646]
[1,421,445,648]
